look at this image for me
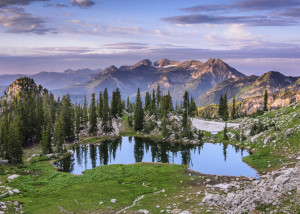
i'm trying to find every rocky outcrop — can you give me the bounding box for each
[202,163,300,213]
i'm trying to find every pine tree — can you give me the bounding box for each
[8,116,23,164]
[0,105,9,158]
[182,91,191,137]
[223,93,229,121]
[134,88,144,131]
[61,94,74,142]
[54,113,65,153]
[144,92,151,112]
[35,94,44,140]
[111,88,122,118]
[161,114,168,138]
[89,93,98,134]
[126,96,131,112]
[189,96,197,116]
[150,89,157,116]
[175,101,178,114]
[98,92,103,118]
[41,125,52,154]
[19,90,36,145]
[102,88,112,132]
[160,96,166,117]
[264,89,268,111]
[156,84,161,110]
[111,90,118,118]
[218,94,224,119]
[49,92,56,125]
[89,93,98,135]
[116,88,122,117]
[75,103,81,138]
[223,122,229,140]
[167,91,174,112]
[83,95,88,125]
[232,96,236,119]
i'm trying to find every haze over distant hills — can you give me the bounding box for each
[0,69,101,94]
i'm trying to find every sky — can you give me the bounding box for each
[0,0,300,76]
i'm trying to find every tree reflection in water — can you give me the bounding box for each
[54,137,257,178]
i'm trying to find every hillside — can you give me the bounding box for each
[54,58,245,101]
[197,71,299,114]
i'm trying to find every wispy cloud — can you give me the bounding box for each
[0,0,49,8]
[103,43,148,50]
[44,3,68,8]
[33,47,94,55]
[70,0,95,9]
[62,19,168,37]
[163,0,300,26]
[182,0,300,12]
[278,7,300,17]
[162,14,296,26]
[0,7,56,34]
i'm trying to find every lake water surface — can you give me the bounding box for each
[54,137,258,177]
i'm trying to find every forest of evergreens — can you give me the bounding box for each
[0,78,199,164]
[0,77,257,165]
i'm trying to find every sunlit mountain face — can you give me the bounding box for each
[0,0,299,76]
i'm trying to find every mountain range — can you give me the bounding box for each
[52,58,245,101]
[0,58,298,112]
[197,71,300,114]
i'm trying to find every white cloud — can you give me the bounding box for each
[203,24,266,48]
[224,24,252,40]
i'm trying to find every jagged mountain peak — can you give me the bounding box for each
[154,58,180,68]
[132,59,152,69]
[257,71,285,81]
[205,58,228,68]
[207,58,222,63]
[180,60,203,68]
[201,58,246,78]
[255,71,298,87]
[103,65,118,74]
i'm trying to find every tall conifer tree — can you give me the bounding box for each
[98,92,103,118]
[264,90,268,111]
[223,93,229,121]
[102,88,111,132]
[83,95,88,125]
[134,88,144,131]
[218,94,224,119]
[89,93,98,135]
[232,96,236,119]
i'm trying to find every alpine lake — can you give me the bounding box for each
[54,136,258,178]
